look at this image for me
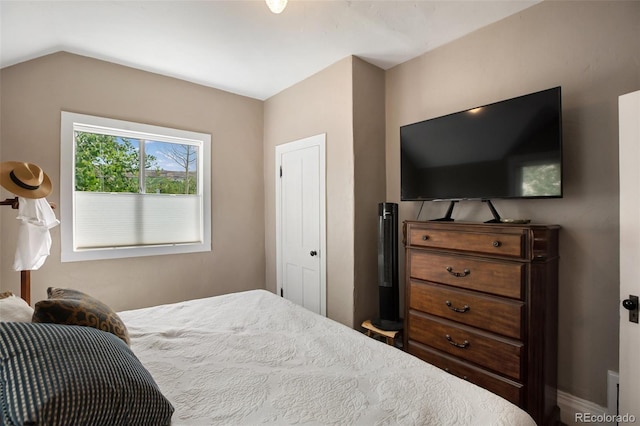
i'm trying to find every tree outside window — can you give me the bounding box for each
[146,142,198,195]
[75,132,198,195]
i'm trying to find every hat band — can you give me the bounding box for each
[9,170,40,191]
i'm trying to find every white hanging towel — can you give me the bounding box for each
[13,197,60,271]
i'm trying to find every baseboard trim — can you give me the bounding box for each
[558,390,608,426]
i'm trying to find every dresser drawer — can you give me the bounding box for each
[408,312,523,380]
[407,341,523,405]
[409,281,524,339]
[408,227,525,258]
[409,251,524,299]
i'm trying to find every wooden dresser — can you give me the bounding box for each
[403,221,560,425]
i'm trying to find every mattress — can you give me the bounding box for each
[119,289,535,425]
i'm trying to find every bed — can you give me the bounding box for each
[1,289,535,425]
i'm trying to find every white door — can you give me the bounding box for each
[276,134,326,316]
[619,90,640,418]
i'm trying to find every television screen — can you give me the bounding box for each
[400,87,562,201]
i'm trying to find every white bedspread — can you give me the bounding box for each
[119,290,535,425]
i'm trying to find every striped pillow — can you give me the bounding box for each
[0,322,173,425]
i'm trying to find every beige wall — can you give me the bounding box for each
[0,52,266,311]
[386,1,639,406]
[263,57,386,328]
[263,57,356,327]
[263,57,385,329]
[352,58,386,328]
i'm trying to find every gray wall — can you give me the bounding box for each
[386,0,639,406]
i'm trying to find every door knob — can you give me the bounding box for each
[310,250,318,256]
[623,298,638,311]
[622,295,639,324]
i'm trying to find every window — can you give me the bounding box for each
[60,112,211,262]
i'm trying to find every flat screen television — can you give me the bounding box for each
[400,87,563,203]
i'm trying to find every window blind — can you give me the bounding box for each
[74,192,202,249]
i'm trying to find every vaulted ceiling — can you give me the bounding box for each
[0,1,539,100]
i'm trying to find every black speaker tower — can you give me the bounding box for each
[373,202,403,331]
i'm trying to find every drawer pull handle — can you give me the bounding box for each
[422,235,429,241]
[445,334,470,349]
[446,301,470,313]
[446,266,470,277]
[493,240,501,247]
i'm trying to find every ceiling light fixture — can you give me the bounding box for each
[265,0,287,14]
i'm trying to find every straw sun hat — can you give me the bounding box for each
[0,161,52,199]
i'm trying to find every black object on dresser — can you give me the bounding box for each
[403,221,560,425]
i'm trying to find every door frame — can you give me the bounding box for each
[619,90,640,419]
[275,133,327,316]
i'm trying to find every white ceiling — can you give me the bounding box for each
[0,0,539,100]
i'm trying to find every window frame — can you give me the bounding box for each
[60,111,211,262]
